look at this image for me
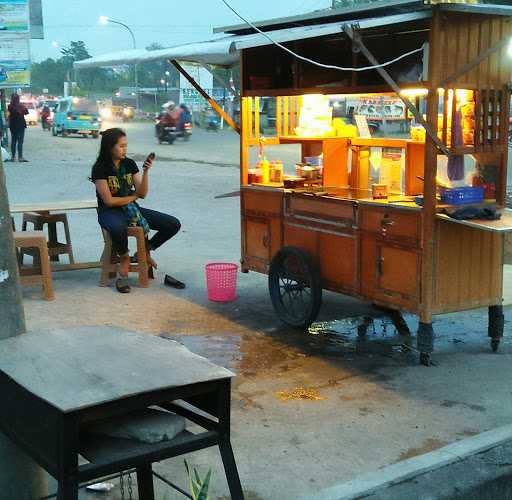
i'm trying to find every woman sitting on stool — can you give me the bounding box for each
[91,127,184,293]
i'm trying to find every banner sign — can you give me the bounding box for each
[181,88,226,107]
[0,36,30,87]
[356,97,406,121]
[0,0,29,33]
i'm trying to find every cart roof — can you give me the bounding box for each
[214,1,512,35]
[74,11,431,69]
[74,2,512,70]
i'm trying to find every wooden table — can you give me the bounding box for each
[9,200,98,214]
[0,327,244,500]
[10,200,100,271]
[437,209,512,233]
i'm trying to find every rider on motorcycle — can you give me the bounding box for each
[156,102,178,139]
[41,105,51,130]
[178,104,192,132]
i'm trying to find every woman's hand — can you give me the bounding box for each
[143,157,153,172]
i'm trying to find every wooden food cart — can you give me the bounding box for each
[215,1,512,365]
[76,0,512,365]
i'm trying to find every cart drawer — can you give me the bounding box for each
[359,208,420,241]
[242,189,283,215]
[287,196,355,224]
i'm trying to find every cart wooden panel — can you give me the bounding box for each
[433,219,504,314]
[241,189,283,273]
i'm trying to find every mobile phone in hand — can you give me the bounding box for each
[146,152,156,162]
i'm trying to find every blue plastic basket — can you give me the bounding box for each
[439,187,485,205]
[304,155,323,166]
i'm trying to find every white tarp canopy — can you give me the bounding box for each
[74,11,431,70]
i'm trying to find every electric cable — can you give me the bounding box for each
[219,0,423,72]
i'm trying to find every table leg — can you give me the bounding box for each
[219,438,244,500]
[58,417,79,500]
[137,464,155,500]
[48,221,59,262]
[218,379,244,500]
[57,476,78,500]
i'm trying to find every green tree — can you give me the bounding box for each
[60,40,91,64]
[61,41,107,91]
[31,58,66,94]
[136,43,179,88]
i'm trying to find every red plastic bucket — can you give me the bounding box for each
[205,263,238,302]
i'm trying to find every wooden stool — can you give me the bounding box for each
[13,231,55,300]
[21,211,75,264]
[100,226,149,288]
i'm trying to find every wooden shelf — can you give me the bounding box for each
[279,135,342,144]
[351,138,411,148]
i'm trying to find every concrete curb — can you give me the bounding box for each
[300,423,512,500]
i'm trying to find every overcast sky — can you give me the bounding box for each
[31,0,331,62]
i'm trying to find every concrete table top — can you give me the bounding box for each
[0,326,234,413]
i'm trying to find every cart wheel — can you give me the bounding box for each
[419,352,431,366]
[51,126,57,136]
[268,247,322,329]
[491,338,500,353]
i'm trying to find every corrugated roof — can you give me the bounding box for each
[214,1,512,35]
[74,11,431,70]
[74,3,512,71]
[214,0,424,34]
[440,2,512,16]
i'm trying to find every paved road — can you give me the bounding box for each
[4,123,512,500]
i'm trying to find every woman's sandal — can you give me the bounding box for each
[115,276,131,293]
[164,274,186,289]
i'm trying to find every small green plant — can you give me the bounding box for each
[184,460,212,500]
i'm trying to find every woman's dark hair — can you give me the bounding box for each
[9,93,21,112]
[91,128,126,179]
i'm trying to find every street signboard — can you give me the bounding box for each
[29,0,43,39]
[0,35,30,87]
[0,1,31,87]
[0,0,29,33]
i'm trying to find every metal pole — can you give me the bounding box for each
[0,155,47,498]
[134,63,139,112]
[108,19,139,112]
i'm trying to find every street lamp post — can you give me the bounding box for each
[99,16,139,112]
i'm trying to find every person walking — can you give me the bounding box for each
[6,93,28,162]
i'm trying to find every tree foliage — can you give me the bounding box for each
[137,43,179,88]
[31,40,182,96]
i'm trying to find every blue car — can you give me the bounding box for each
[52,97,101,138]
